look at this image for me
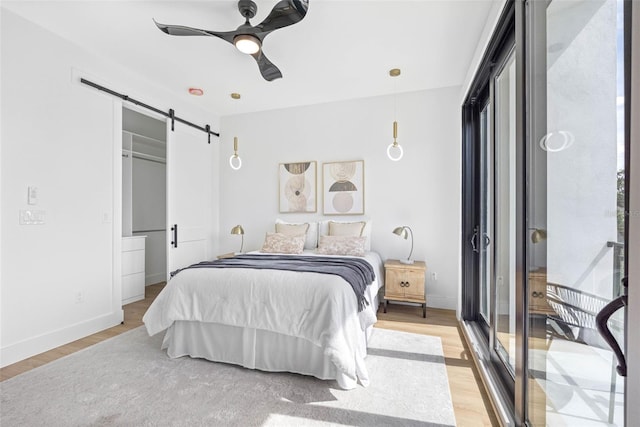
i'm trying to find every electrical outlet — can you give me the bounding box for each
[75,291,84,304]
[431,272,438,281]
[19,210,45,225]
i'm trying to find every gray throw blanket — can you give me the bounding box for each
[172,254,376,312]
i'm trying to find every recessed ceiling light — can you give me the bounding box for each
[231,93,241,100]
[188,87,204,96]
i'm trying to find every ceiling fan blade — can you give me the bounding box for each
[153,19,236,44]
[255,0,309,35]
[250,51,283,81]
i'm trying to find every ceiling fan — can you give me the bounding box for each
[154,0,309,81]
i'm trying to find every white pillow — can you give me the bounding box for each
[319,220,372,251]
[260,232,305,254]
[275,219,318,249]
[317,235,366,257]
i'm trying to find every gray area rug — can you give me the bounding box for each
[1,326,456,426]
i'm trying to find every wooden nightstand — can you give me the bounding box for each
[383,259,427,318]
[217,252,237,259]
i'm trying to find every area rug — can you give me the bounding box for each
[1,326,456,426]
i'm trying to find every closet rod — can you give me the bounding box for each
[80,78,220,142]
[132,151,166,164]
[122,151,166,164]
[134,229,166,233]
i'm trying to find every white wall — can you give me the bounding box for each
[0,10,219,367]
[219,87,462,309]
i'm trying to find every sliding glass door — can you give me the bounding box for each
[526,0,627,425]
[461,4,519,413]
[462,1,630,425]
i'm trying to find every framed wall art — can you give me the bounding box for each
[279,161,317,213]
[322,160,365,215]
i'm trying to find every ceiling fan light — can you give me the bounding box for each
[234,34,261,54]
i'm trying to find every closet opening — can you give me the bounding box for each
[121,107,167,304]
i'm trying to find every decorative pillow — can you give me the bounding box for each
[260,232,305,254]
[328,221,366,237]
[319,220,372,251]
[275,219,318,249]
[317,235,366,257]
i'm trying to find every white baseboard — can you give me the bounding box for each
[145,272,165,286]
[0,310,124,368]
[425,295,457,310]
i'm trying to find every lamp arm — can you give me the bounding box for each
[240,235,244,253]
[406,226,414,261]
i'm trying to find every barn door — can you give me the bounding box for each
[166,121,211,276]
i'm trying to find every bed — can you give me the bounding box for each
[143,244,384,390]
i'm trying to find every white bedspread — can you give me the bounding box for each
[143,251,383,388]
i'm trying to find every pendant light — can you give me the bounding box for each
[388,121,404,161]
[230,136,242,170]
[387,68,404,161]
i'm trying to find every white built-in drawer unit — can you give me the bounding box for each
[122,235,146,305]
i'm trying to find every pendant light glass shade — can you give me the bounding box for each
[387,121,404,161]
[229,136,242,170]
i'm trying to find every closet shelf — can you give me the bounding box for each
[123,130,166,146]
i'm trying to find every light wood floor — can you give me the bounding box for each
[1,285,498,426]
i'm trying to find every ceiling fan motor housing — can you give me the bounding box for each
[238,0,258,20]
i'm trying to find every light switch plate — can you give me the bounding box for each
[27,186,38,205]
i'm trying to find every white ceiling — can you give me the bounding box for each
[2,0,496,117]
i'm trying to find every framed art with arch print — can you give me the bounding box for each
[279,161,317,213]
[322,160,365,215]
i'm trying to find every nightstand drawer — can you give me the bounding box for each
[217,252,236,259]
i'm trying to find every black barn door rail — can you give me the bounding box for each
[80,78,219,144]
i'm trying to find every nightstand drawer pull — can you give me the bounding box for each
[399,281,411,287]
